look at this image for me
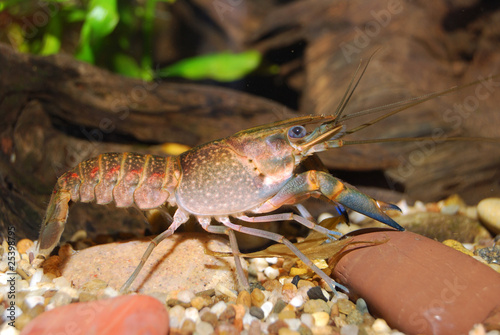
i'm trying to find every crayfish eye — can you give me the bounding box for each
[288,126,307,139]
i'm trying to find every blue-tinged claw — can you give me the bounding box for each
[318,173,405,231]
[335,190,404,231]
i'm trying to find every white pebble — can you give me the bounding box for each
[285,318,301,331]
[102,286,119,298]
[261,301,273,319]
[373,318,391,332]
[210,301,227,317]
[0,322,20,335]
[252,258,269,272]
[469,324,486,335]
[177,290,195,303]
[414,201,426,211]
[0,261,8,272]
[264,266,280,280]
[265,257,278,264]
[340,324,359,335]
[301,313,314,328]
[184,307,199,323]
[289,295,304,308]
[242,312,257,326]
[169,305,185,328]
[441,204,459,215]
[478,198,500,234]
[24,295,44,309]
[2,305,23,322]
[196,321,214,334]
[30,269,43,287]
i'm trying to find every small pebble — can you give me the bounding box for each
[211,300,227,317]
[478,198,500,234]
[265,266,280,280]
[181,318,196,334]
[265,257,278,264]
[237,290,251,307]
[184,307,200,323]
[307,286,328,302]
[49,291,73,307]
[220,305,236,322]
[177,289,195,304]
[290,295,304,308]
[30,269,43,287]
[304,299,330,314]
[17,239,34,254]
[251,288,265,307]
[200,310,218,328]
[355,298,369,314]
[252,258,269,272]
[196,321,215,334]
[273,299,288,314]
[169,305,186,328]
[191,295,211,310]
[261,301,273,319]
[291,275,301,286]
[282,283,298,302]
[250,306,265,319]
[340,324,359,335]
[337,299,356,315]
[372,318,391,332]
[279,310,296,320]
[279,327,300,335]
[312,311,330,327]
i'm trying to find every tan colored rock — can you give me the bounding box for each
[478,198,500,234]
[61,233,247,294]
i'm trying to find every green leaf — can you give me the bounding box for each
[158,50,262,82]
[39,33,61,55]
[113,53,152,80]
[75,0,119,63]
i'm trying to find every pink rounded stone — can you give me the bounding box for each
[21,294,169,335]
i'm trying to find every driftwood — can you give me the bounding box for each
[1,0,500,240]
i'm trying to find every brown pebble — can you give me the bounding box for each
[278,309,296,320]
[219,305,236,322]
[215,321,239,335]
[17,239,34,254]
[237,290,251,308]
[282,283,298,303]
[337,299,355,315]
[191,296,211,310]
[248,319,262,335]
[15,313,32,330]
[330,303,339,318]
[297,280,315,290]
[268,320,289,334]
[233,304,246,320]
[181,318,196,334]
[167,298,190,308]
[200,310,218,328]
[263,279,282,291]
[251,288,265,307]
